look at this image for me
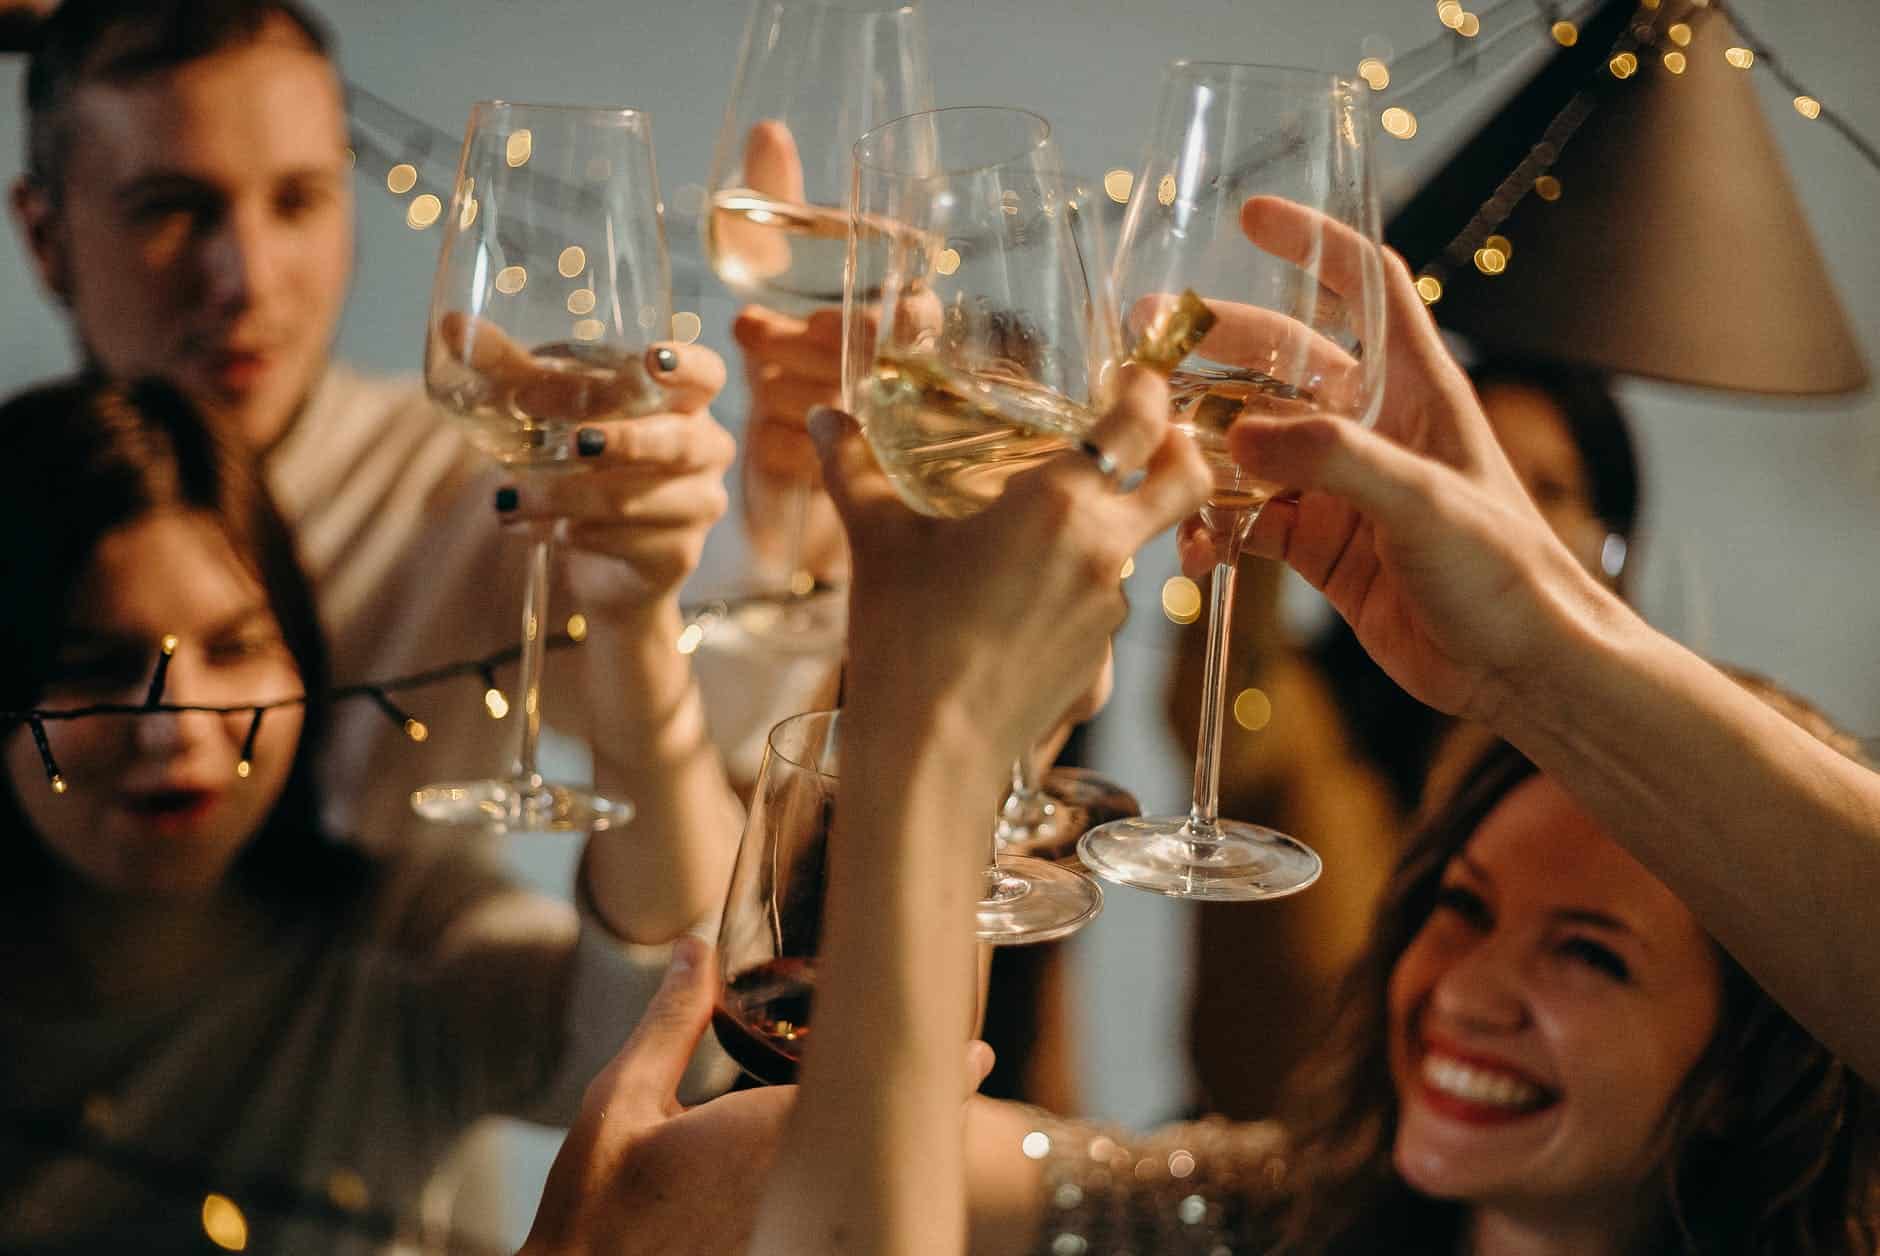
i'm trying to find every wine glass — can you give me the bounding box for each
[705,0,931,648]
[845,105,1120,943]
[412,102,672,832]
[1079,62,1387,900]
[713,708,840,1084]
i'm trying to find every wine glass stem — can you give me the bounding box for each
[1188,556,1241,838]
[510,520,555,788]
[782,471,812,596]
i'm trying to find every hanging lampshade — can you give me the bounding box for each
[1386,0,1868,395]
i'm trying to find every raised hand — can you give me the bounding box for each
[498,341,737,602]
[1183,196,1613,725]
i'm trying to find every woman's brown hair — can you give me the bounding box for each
[0,374,364,904]
[1271,693,1879,1254]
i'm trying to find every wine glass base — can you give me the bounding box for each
[727,586,848,655]
[975,855,1103,946]
[411,779,634,833]
[996,768,1141,863]
[1077,816,1321,902]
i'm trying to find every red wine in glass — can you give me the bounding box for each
[712,956,816,1086]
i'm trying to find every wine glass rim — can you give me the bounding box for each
[471,99,655,123]
[756,0,918,15]
[852,105,1053,177]
[1165,59,1362,94]
[767,708,842,779]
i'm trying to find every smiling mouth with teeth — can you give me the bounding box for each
[1420,1052,1558,1116]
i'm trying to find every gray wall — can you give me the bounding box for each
[3,0,1876,1239]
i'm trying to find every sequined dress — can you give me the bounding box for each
[1023,1113,1292,1254]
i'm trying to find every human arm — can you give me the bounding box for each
[746,366,1212,1254]
[1195,196,1880,1084]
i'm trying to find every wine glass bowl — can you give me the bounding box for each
[411,102,672,832]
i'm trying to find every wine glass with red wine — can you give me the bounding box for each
[713,708,840,1084]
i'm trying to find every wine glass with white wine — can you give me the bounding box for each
[705,0,930,647]
[412,101,672,832]
[1079,61,1388,900]
[845,105,1133,944]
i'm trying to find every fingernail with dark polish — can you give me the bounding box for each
[653,347,679,373]
[576,427,606,457]
[495,486,519,513]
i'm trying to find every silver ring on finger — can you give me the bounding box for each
[1077,438,1146,493]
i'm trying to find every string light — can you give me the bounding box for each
[1667,21,1693,46]
[567,288,596,315]
[1663,50,1687,74]
[405,194,441,229]
[675,622,705,656]
[1534,174,1563,201]
[505,129,533,167]
[1609,51,1639,79]
[201,1194,249,1251]
[671,312,704,344]
[1436,1,1464,30]
[1415,274,1444,304]
[495,266,527,295]
[557,246,587,278]
[1102,170,1134,203]
[236,708,264,779]
[565,613,589,642]
[1232,687,1273,732]
[1483,233,1513,261]
[1794,95,1822,120]
[1725,46,1754,69]
[385,163,417,195]
[1381,107,1419,139]
[1357,57,1390,90]
[5,636,585,795]
[1551,20,1579,46]
[1120,556,1136,580]
[1161,576,1202,625]
[145,634,179,707]
[1456,12,1481,38]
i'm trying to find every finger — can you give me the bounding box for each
[1239,195,1380,306]
[436,311,533,383]
[751,373,841,428]
[1176,515,1231,576]
[1128,292,1358,386]
[747,417,821,480]
[1120,423,1214,547]
[1064,362,1171,484]
[647,342,727,413]
[966,1040,996,1090]
[733,306,846,384]
[803,305,847,349]
[575,413,738,470]
[524,467,731,528]
[743,118,806,203]
[603,936,717,1117]
[809,404,901,527]
[1227,414,1444,540]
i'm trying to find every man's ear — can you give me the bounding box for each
[12,177,73,306]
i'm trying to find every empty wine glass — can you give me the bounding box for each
[1079,62,1387,900]
[706,0,931,647]
[845,106,1121,943]
[412,102,672,832]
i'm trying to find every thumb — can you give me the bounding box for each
[966,1040,997,1091]
[1228,414,1443,535]
[605,935,716,1116]
[744,119,807,203]
[809,404,901,528]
